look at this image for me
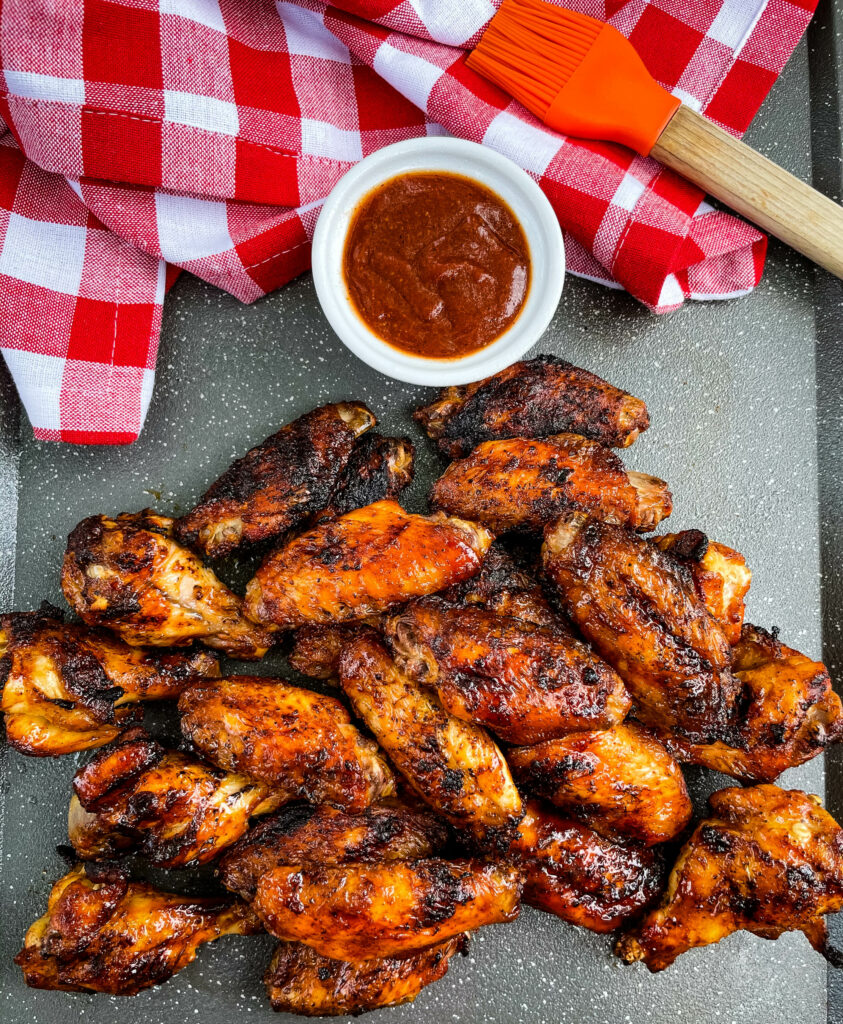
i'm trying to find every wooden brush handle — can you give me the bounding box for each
[652,105,843,279]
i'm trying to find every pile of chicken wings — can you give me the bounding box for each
[4,355,843,1015]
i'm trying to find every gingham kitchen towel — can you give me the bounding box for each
[0,0,817,443]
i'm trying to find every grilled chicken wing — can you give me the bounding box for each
[62,511,275,659]
[15,864,258,995]
[173,402,375,558]
[414,355,649,458]
[430,434,671,535]
[69,728,282,867]
[509,800,665,932]
[245,500,493,628]
[252,858,521,960]
[652,530,751,644]
[658,624,843,782]
[616,785,843,971]
[339,634,522,844]
[220,802,449,900]
[179,676,395,812]
[507,723,692,845]
[0,604,218,756]
[384,598,630,744]
[265,936,466,1017]
[543,513,738,743]
[288,622,379,680]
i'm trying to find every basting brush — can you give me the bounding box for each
[467,0,843,279]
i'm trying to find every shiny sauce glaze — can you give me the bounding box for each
[342,172,530,359]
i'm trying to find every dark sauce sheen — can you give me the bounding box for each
[343,172,531,359]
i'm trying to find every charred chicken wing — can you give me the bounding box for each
[288,622,379,680]
[62,511,275,659]
[244,499,493,628]
[430,434,671,534]
[384,598,631,744]
[310,432,415,524]
[616,785,843,971]
[174,402,375,558]
[179,676,395,812]
[16,864,258,995]
[507,722,692,845]
[0,604,218,756]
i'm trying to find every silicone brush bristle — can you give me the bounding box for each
[467,0,603,119]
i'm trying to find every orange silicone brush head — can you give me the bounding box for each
[467,0,680,156]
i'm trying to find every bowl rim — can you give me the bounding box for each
[311,136,565,387]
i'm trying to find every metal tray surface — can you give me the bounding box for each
[1,10,842,1023]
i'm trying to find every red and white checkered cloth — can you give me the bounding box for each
[0,0,817,443]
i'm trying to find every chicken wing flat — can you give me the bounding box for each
[252,859,521,960]
[430,435,671,535]
[384,598,631,744]
[288,622,379,680]
[265,936,467,1017]
[652,530,751,644]
[69,728,283,867]
[0,604,218,756]
[178,676,395,812]
[62,511,275,659]
[507,723,692,845]
[220,801,449,900]
[414,355,650,458]
[657,624,843,782]
[244,499,493,628]
[616,785,843,971]
[543,512,738,743]
[339,634,522,843]
[16,864,258,995]
[174,402,375,558]
[509,800,665,932]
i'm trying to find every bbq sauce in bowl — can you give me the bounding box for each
[342,172,531,360]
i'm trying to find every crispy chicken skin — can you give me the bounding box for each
[288,622,379,680]
[244,499,493,628]
[384,598,631,744]
[69,728,282,867]
[219,802,449,900]
[0,604,218,756]
[430,434,671,535]
[310,432,415,524]
[174,402,375,558]
[252,859,521,960]
[339,635,523,842]
[15,864,258,995]
[542,513,738,743]
[509,800,665,932]
[616,785,843,971]
[265,936,466,1017]
[62,511,275,659]
[178,676,395,812]
[652,530,751,644]
[414,355,650,458]
[507,723,692,845]
[658,624,843,782]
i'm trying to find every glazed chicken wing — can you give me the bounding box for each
[339,634,523,844]
[430,434,671,534]
[252,859,521,960]
[509,800,665,933]
[0,604,218,756]
[384,598,631,744]
[288,622,380,680]
[616,785,843,971]
[245,499,493,628]
[178,676,395,812]
[69,728,283,867]
[265,936,467,1017]
[16,864,258,995]
[62,511,275,659]
[542,512,738,743]
[174,402,375,558]
[507,722,692,845]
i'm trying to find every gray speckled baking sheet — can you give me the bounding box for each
[2,12,842,1024]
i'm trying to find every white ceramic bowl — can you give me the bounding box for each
[311,137,565,386]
